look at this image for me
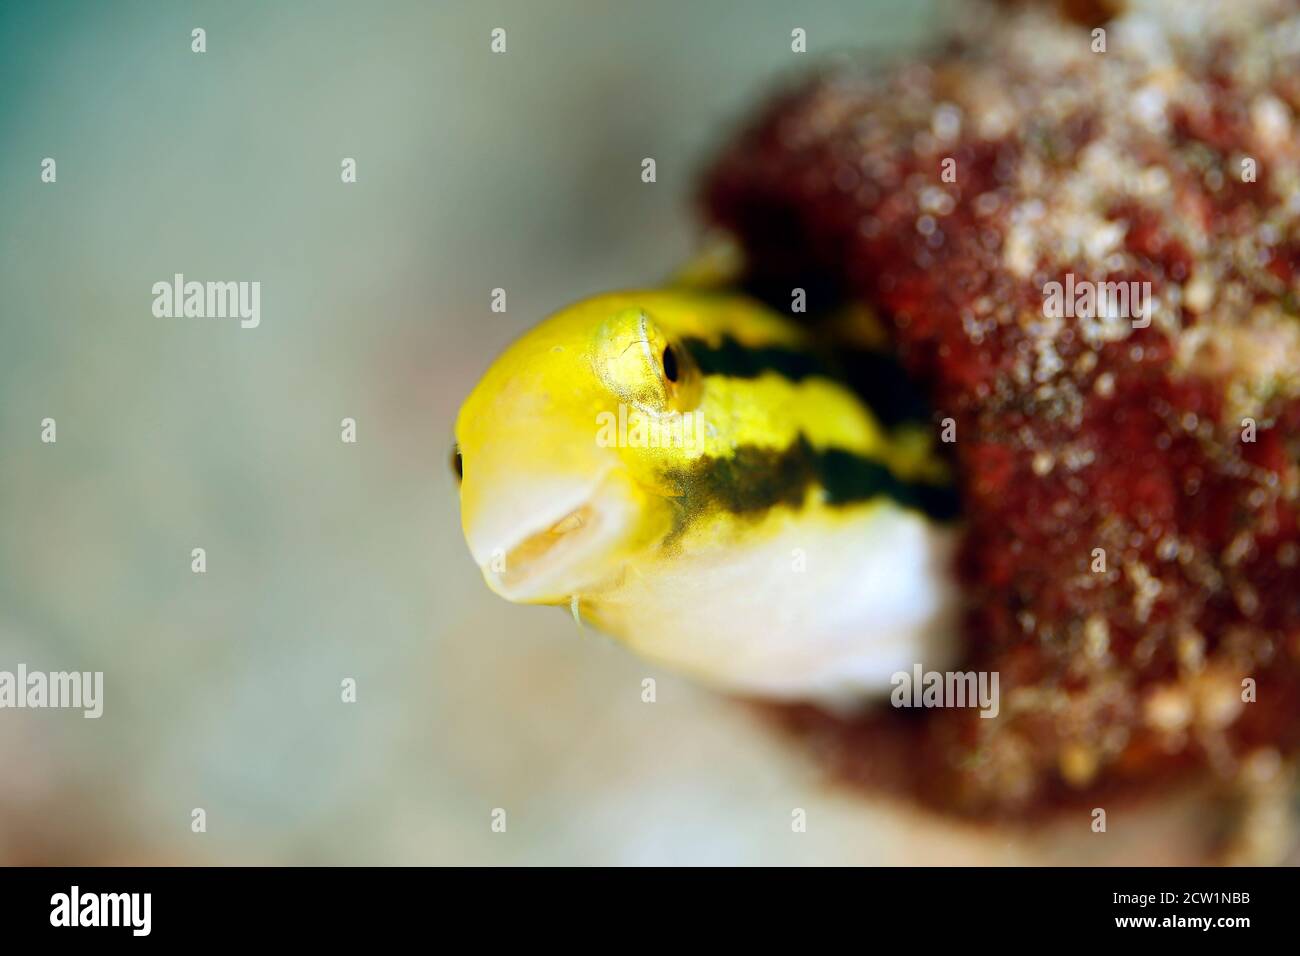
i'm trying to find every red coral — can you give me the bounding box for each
[705,4,1300,815]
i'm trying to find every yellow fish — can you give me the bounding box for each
[453,290,961,705]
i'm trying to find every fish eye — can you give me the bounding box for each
[593,307,701,413]
[662,345,679,383]
[450,445,463,484]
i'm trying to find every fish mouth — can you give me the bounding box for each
[475,473,638,603]
[498,503,601,592]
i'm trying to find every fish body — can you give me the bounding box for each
[454,291,959,702]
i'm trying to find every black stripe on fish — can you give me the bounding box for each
[661,435,959,530]
[679,335,931,428]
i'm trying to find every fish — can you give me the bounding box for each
[453,290,961,704]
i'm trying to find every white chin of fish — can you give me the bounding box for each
[585,502,963,710]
